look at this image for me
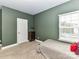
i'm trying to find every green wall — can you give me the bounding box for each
[2,6,34,46]
[1,0,79,46]
[0,9,2,43]
[34,0,79,41]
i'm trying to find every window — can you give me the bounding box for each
[59,11,79,43]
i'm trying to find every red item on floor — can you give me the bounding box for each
[75,49,79,55]
[75,42,79,55]
[70,43,78,52]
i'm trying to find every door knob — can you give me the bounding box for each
[18,32,20,34]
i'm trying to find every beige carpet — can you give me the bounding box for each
[0,41,75,59]
[0,41,45,59]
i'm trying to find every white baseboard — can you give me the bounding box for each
[1,41,29,50]
[35,39,43,43]
[2,43,18,50]
[1,40,43,50]
[0,44,2,46]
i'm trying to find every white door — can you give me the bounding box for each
[17,18,28,44]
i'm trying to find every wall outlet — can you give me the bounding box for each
[35,36,40,39]
[37,37,39,39]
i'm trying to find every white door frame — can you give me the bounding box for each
[17,18,28,44]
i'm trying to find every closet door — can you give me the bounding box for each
[22,19,28,42]
[17,18,28,44]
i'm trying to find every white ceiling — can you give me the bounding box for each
[0,0,70,15]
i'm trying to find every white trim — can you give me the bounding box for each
[2,43,18,50]
[35,39,43,43]
[0,44,2,47]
